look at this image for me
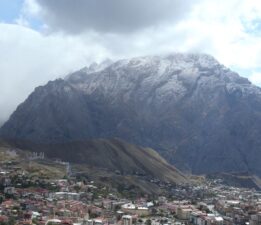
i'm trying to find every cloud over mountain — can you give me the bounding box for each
[1,0,261,125]
[34,0,198,33]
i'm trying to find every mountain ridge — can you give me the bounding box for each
[1,53,261,176]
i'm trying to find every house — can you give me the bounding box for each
[122,215,132,225]
[121,203,150,216]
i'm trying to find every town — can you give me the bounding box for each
[0,151,260,225]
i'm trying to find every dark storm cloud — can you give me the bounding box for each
[35,0,198,33]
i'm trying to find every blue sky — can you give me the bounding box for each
[0,0,42,30]
[0,0,24,23]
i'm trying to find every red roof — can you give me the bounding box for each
[0,216,8,222]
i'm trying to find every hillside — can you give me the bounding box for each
[1,53,261,176]
[0,140,66,179]
[207,172,261,190]
[0,138,188,194]
[8,138,187,184]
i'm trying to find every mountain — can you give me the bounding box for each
[1,53,261,176]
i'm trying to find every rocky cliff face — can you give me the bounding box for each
[1,53,261,175]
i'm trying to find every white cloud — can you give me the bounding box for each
[249,72,261,86]
[1,0,261,125]
[153,0,261,77]
[22,0,41,17]
[0,23,110,124]
[33,0,199,34]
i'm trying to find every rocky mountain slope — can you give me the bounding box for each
[1,53,261,176]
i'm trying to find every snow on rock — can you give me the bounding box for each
[64,53,260,105]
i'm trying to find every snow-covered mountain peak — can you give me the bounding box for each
[66,53,221,83]
[100,53,222,87]
[90,58,113,72]
[65,58,113,81]
[113,53,219,69]
[64,53,256,102]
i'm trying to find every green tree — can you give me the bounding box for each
[146,219,152,225]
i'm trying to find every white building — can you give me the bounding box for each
[122,215,132,225]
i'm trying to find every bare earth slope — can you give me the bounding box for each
[4,138,187,185]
